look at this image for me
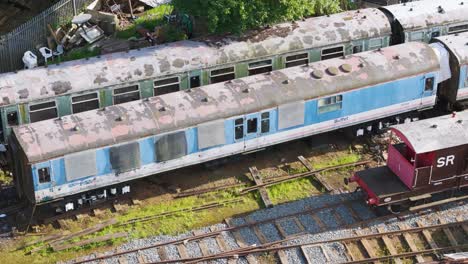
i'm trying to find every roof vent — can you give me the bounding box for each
[201,97,208,103]
[457,120,463,124]
[143,98,150,102]
[265,71,271,75]
[130,56,136,61]
[159,106,166,112]
[283,79,290,84]
[311,70,324,79]
[431,124,438,128]
[72,125,80,132]
[326,67,339,76]
[99,107,106,111]
[243,88,250,93]
[358,63,365,68]
[55,117,62,122]
[393,55,400,60]
[461,2,465,5]
[340,64,352,73]
[362,15,366,19]
[115,116,123,122]
[438,6,445,13]
[409,8,413,11]
[226,80,233,84]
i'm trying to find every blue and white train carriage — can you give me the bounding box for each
[10,42,442,210]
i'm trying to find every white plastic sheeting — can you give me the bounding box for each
[430,43,452,83]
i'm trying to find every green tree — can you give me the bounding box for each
[172,0,345,34]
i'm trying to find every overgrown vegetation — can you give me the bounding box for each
[0,170,12,185]
[172,0,352,34]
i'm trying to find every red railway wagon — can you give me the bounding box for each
[349,111,468,209]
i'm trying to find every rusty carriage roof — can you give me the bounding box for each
[391,110,468,154]
[0,8,391,107]
[12,42,439,163]
[434,32,468,65]
[381,0,468,31]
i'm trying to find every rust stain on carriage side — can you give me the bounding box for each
[18,89,29,99]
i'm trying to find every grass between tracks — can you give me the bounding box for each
[2,149,363,263]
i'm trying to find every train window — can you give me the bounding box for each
[448,24,468,34]
[352,45,362,54]
[7,111,18,126]
[321,46,344,60]
[210,67,235,83]
[155,131,187,162]
[235,118,244,140]
[154,77,180,95]
[369,38,383,50]
[285,53,309,68]
[110,142,141,174]
[29,101,58,123]
[425,77,435,91]
[318,95,343,114]
[190,76,200,88]
[410,32,424,42]
[38,167,51,183]
[71,93,99,114]
[431,31,440,38]
[248,60,273,76]
[247,118,258,134]
[113,85,140,104]
[261,112,270,133]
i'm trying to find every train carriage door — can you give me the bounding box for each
[422,76,436,105]
[238,113,261,152]
[189,70,202,88]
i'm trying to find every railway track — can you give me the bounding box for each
[70,195,467,264]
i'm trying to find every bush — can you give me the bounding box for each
[172,0,344,34]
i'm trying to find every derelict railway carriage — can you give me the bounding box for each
[10,42,444,211]
[0,0,467,144]
[350,111,468,211]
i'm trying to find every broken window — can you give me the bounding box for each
[110,142,141,174]
[321,46,344,60]
[261,112,270,133]
[29,101,58,123]
[154,77,180,95]
[248,60,273,76]
[155,132,187,162]
[235,118,244,140]
[72,93,99,114]
[247,118,258,134]
[113,85,140,104]
[448,24,468,34]
[7,111,19,126]
[190,76,200,88]
[425,77,435,91]
[285,53,309,68]
[318,95,343,114]
[38,167,51,183]
[353,45,363,54]
[210,67,235,83]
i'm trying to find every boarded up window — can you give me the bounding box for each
[29,101,58,123]
[113,85,140,104]
[198,120,225,149]
[410,32,424,42]
[448,24,468,34]
[155,131,187,162]
[248,60,272,76]
[285,53,308,68]
[154,77,180,95]
[321,46,344,60]
[110,142,141,174]
[210,67,235,83]
[72,93,99,114]
[278,101,305,130]
[65,151,97,181]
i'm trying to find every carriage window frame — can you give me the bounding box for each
[318,95,343,114]
[448,24,468,34]
[369,38,383,50]
[261,112,270,133]
[38,167,51,184]
[425,77,435,92]
[29,100,58,123]
[112,84,140,104]
[410,31,424,42]
[210,66,236,83]
[154,76,180,95]
[247,117,258,134]
[248,59,273,76]
[285,53,309,68]
[321,46,344,60]
[234,118,244,140]
[71,92,100,114]
[6,111,19,127]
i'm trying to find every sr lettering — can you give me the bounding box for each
[437,155,455,168]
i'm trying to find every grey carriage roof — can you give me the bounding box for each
[433,32,468,65]
[392,110,468,154]
[0,8,391,106]
[381,0,468,31]
[13,42,439,163]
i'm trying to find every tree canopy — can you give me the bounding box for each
[172,0,347,34]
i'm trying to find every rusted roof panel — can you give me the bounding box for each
[381,0,468,31]
[392,111,468,154]
[13,42,439,163]
[434,32,468,65]
[0,8,391,106]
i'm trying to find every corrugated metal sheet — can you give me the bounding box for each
[382,0,468,31]
[434,32,468,65]
[392,110,468,154]
[0,8,391,106]
[13,42,439,163]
